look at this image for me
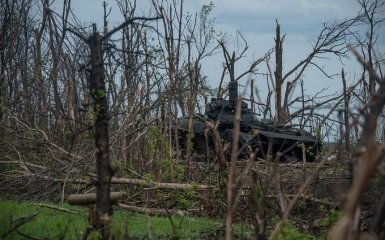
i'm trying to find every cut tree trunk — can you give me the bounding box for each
[67,192,126,206]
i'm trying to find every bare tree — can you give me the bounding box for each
[272,18,356,126]
[330,46,385,240]
[329,1,385,238]
[182,2,218,176]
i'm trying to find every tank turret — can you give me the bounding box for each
[205,82,255,123]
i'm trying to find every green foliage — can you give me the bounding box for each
[276,221,316,240]
[200,1,216,39]
[253,186,265,205]
[87,105,99,120]
[315,125,322,139]
[143,173,156,182]
[311,208,341,239]
[88,231,102,239]
[91,89,106,100]
[146,125,172,158]
[175,186,198,210]
[201,1,214,15]
[145,125,186,181]
[314,208,341,229]
[177,197,192,210]
[161,158,185,182]
[87,89,107,119]
[233,223,254,239]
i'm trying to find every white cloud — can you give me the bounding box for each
[62,0,372,98]
[206,0,360,35]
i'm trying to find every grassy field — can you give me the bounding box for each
[0,199,254,239]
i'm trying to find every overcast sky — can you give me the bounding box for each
[64,0,383,100]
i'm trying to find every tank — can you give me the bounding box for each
[175,81,322,162]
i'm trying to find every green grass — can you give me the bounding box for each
[0,199,253,239]
[0,200,88,239]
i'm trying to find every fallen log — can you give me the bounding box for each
[109,177,215,191]
[118,203,187,216]
[24,173,216,191]
[67,192,126,205]
[22,173,88,184]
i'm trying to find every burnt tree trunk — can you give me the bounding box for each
[342,68,351,153]
[89,28,113,239]
[274,20,284,125]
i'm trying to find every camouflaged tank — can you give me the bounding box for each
[176,81,322,161]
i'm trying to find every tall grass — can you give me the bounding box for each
[0,199,253,239]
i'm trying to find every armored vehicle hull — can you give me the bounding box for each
[175,81,321,162]
[176,117,321,162]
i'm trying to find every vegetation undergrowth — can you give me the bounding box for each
[0,199,255,239]
[276,221,317,240]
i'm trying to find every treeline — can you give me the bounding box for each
[0,0,383,195]
[0,0,217,183]
[0,0,385,238]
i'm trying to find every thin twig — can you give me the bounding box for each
[37,203,81,214]
[1,212,38,239]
